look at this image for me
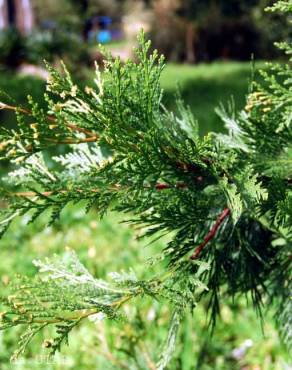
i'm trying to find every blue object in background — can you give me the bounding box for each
[97,30,111,44]
[98,16,112,28]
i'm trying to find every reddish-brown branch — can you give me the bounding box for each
[155,182,187,190]
[155,183,170,190]
[13,187,108,198]
[1,103,98,139]
[190,207,230,260]
[45,136,99,144]
[13,181,188,198]
[64,123,98,138]
[15,190,57,197]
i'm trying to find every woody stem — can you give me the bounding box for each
[190,207,230,260]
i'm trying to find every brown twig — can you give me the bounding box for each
[45,136,98,144]
[13,188,100,198]
[155,181,187,190]
[12,181,188,198]
[190,207,230,260]
[64,123,98,138]
[1,103,98,139]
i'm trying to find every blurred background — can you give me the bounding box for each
[0,1,291,369]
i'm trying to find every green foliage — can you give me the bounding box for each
[25,30,90,69]
[267,0,292,11]
[0,28,25,68]
[0,3,291,367]
[1,250,156,360]
[0,27,90,72]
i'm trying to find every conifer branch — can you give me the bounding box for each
[45,136,99,144]
[0,102,98,139]
[190,208,231,260]
[12,181,187,198]
[0,12,291,365]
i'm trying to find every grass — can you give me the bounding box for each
[161,61,265,135]
[0,208,289,369]
[0,61,290,369]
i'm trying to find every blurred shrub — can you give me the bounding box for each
[0,28,26,68]
[0,28,90,73]
[25,29,91,70]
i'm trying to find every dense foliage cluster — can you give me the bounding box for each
[0,1,291,367]
[0,27,90,71]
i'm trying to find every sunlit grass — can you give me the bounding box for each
[161,61,266,135]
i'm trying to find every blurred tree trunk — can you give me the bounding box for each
[185,22,196,63]
[14,0,34,34]
[0,0,9,30]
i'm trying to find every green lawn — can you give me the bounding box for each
[0,62,290,369]
[0,209,289,370]
[161,61,265,135]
